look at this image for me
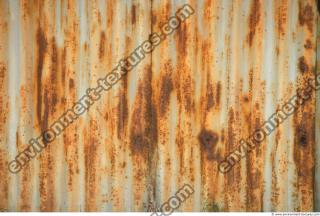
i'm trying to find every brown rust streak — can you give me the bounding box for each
[131,4,136,25]
[271,129,280,208]
[159,61,174,116]
[226,108,235,176]
[17,132,31,211]
[85,119,99,211]
[175,22,194,114]
[298,56,309,74]
[36,27,47,126]
[39,88,55,211]
[247,0,261,46]
[293,111,315,210]
[99,31,105,60]
[117,74,128,139]
[298,2,314,33]
[276,0,287,38]
[35,23,56,210]
[129,66,158,158]
[130,66,158,209]
[117,34,130,139]
[293,75,315,210]
[0,63,8,210]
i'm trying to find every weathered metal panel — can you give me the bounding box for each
[0,0,319,212]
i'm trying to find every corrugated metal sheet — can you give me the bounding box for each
[0,0,319,212]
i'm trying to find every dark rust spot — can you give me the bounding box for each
[198,129,219,160]
[99,31,105,60]
[69,78,75,89]
[295,124,308,147]
[298,56,309,73]
[247,0,261,46]
[304,39,312,49]
[243,96,249,103]
[298,3,314,32]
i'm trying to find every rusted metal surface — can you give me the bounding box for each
[0,0,319,212]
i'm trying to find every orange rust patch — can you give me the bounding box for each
[276,1,287,38]
[298,56,309,74]
[247,0,261,46]
[198,129,219,160]
[298,2,314,32]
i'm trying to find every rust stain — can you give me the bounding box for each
[295,124,308,147]
[298,56,309,74]
[159,62,174,116]
[298,2,314,32]
[69,78,75,89]
[304,39,312,49]
[129,66,157,157]
[99,31,106,60]
[206,85,214,111]
[131,4,136,25]
[247,0,261,46]
[85,119,98,211]
[117,74,128,139]
[36,27,47,125]
[215,82,221,108]
[276,0,287,38]
[61,47,67,86]
[0,63,8,210]
[198,129,219,160]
